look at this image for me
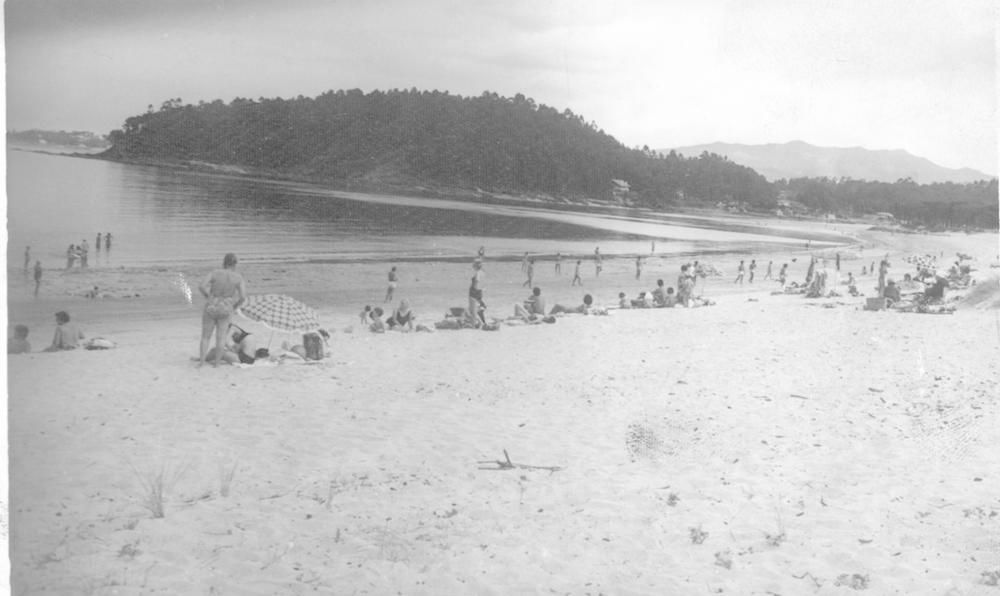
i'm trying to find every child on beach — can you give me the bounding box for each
[369,307,386,333]
[44,311,84,351]
[617,292,630,309]
[360,305,373,325]
[734,260,745,284]
[8,325,31,354]
[748,259,757,283]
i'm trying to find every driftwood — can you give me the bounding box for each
[477,449,562,473]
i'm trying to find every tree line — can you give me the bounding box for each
[103,89,996,228]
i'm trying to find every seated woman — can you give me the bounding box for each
[43,311,84,351]
[386,299,416,331]
[616,292,630,309]
[204,325,258,365]
[550,293,598,315]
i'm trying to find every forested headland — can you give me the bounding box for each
[102,89,997,228]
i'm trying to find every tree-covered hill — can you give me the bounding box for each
[101,89,996,228]
[103,89,773,209]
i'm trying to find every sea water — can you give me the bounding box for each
[6,148,841,270]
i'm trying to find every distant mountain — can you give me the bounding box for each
[663,140,994,184]
[7,129,109,149]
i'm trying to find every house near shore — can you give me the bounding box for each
[611,178,631,204]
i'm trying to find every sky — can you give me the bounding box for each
[4,0,998,174]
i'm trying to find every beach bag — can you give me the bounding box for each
[303,332,324,360]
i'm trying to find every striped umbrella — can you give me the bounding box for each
[238,294,321,333]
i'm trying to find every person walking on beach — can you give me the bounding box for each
[734,260,745,284]
[748,259,757,283]
[385,266,398,303]
[635,256,643,280]
[66,244,77,269]
[555,252,562,275]
[198,252,247,367]
[521,252,529,273]
[571,260,583,286]
[522,259,535,287]
[468,259,485,328]
[878,259,889,298]
[778,263,788,288]
[105,232,112,251]
[96,233,102,252]
[24,246,31,273]
[477,246,485,259]
[80,239,89,268]
[33,261,43,297]
[764,260,773,280]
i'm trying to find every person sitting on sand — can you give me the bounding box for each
[43,311,84,351]
[198,252,247,367]
[369,307,386,333]
[514,287,547,321]
[883,280,901,306]
[651,279,668,307]
[663,287,678,307]
[551,293,600,315]
[8,324,31,354]
[630,291,651,308]
[386,299,416,331]
[617,292,630,309]
[203,325,258,365]
[923,275,948,301]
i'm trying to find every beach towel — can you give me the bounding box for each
[84,337,116,350]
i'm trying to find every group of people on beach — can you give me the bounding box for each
[7,311,88,354]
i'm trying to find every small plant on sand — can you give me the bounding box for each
[713,550,733,569]
[689,525,708,544]
[219,460,239,497]
[130,461,191,519]
[981,570,1000,586]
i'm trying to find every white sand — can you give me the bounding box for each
[6,229,1000,594]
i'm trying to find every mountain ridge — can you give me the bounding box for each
[663,140,994,184]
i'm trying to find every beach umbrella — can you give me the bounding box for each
[238,294,321,333]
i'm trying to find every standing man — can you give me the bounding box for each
[764,260,773,280]
[521,252,529,273]
[80,239,90,268]
[734,260,745,284]
[571,260,583,286]
[878,259,889,298]
[33,260,43,297]
[96,232,102,252]
[24,246,31,273]
[778,263,788,289]
[748,259,757,283]
[635,256,643,280]
[385,266,398,303]
[836,252,841,271]
[554,252,562,275]
[105,232,112,251]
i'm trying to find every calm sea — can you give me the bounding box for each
[6,148,837,270]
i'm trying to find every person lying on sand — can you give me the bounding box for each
[550,293,606,315]
[43,311,84,351]
[513,287,547,321]
[386,300,416,331]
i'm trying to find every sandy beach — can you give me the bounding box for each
[6,227,1000,594]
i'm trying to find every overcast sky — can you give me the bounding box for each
[5,0,997,174]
